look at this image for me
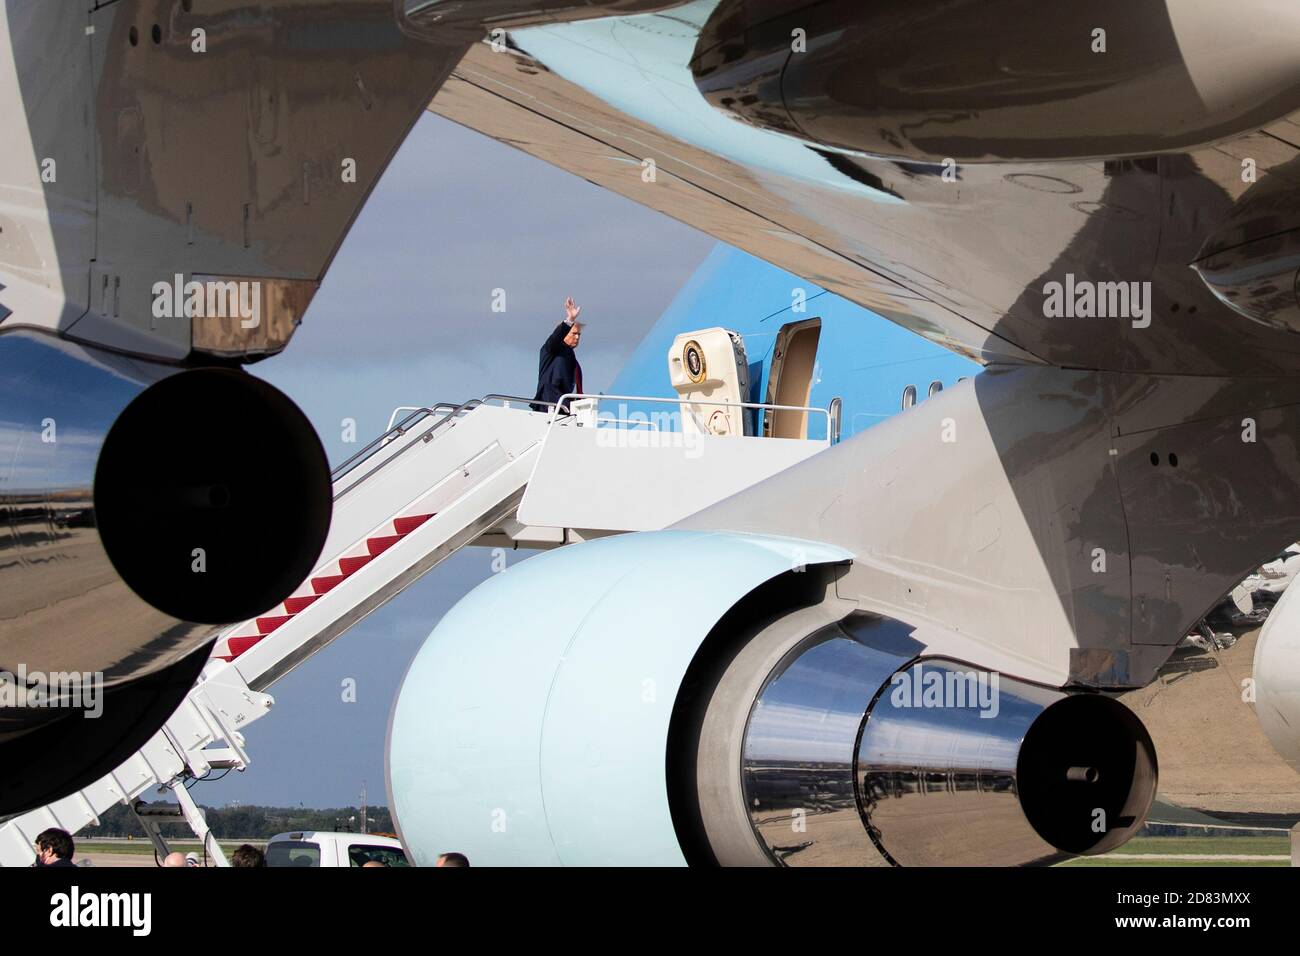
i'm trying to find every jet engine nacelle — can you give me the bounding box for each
[0,330,330,814]
[387,529,851,865]
[691,0,1300,164]
[1254,582,1300,773]
[386,530,1157,866]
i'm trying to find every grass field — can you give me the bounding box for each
[74,835,1292,866]
[1059,835,1291,866]
[77,839,263,857]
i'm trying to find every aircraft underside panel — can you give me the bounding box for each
[676,367,1300,689]
[0,0,467,361]
[427,2,1300,377]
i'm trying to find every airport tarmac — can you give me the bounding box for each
[46,628,1299,868]
[69,840,260,868]
[1121,627,1300,823]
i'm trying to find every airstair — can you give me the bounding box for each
[0,393,830,866]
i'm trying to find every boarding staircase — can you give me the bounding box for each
[0,393,830,866]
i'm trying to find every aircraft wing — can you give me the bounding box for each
[425,1,1300,376]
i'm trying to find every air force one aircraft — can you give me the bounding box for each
[2,0,1300,866]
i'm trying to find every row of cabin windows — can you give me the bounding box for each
[901,378,968,410]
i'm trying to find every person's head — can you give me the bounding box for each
[33,828,73,866]
[563,323,583,349]
[361,860,388,868]
[162,852,188,868]
[435,851,470,868]
[230,844,266,868]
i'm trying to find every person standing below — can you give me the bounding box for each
[531,296,584,413]
[32,828,76,867]
[230,844,267,867]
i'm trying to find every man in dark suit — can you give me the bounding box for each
[532,296,584,413]
[32,828,77,867]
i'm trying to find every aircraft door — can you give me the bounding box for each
[667,327,750,436]
[764,317,821,439]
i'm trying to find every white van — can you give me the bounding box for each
[264,831,409,867]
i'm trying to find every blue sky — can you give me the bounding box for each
[215,112,714,808]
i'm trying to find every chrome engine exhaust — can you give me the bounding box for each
[855,659,1158,866]
[684,610,1157,866]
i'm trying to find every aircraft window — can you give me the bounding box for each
[928,381,943,397]
[348,845,409,867]
[266,840,320,867]
[901,385,917,410]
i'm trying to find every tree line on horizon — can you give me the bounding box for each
[79,800,395,840]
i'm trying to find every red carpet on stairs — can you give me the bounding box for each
[311,573,347,594]
[367,534,402,556]
[256,615,291,635]
[215,514,437,662]
[393,513,433,535]
[338,554,373,575]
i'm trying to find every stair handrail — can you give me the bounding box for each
[333,401,480,500]
[331,404,459,483]
[480,393,555,411]
[547,392,832,440]
[332,394,556,503]
[338,394,556,486]
[384,405,449,433]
